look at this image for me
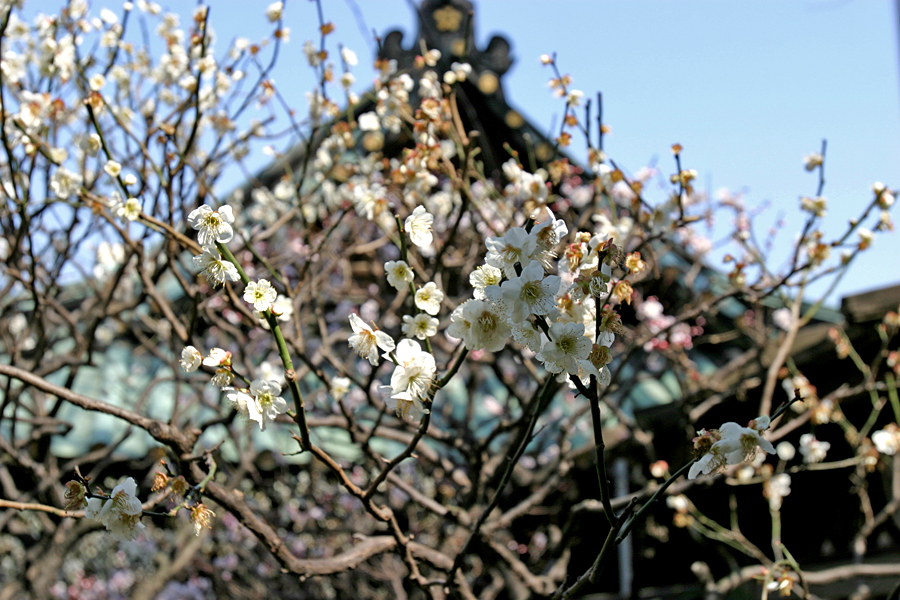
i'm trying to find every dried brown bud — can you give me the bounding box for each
[170,476,190,502]
[64,481,87,511]
[190,503,216,536]
[151,471,169,493]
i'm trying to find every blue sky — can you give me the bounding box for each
[80,1,900,301]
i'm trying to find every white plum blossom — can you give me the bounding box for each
[772,308,794,331]
[717,419,776,464]
[591,214,633,248]
[303,40,320,66]
[211,369,234,389]
[352,181,389,221]
[485,227,537,278]
[358,112,380,131]
[193,246,240,286]
[85,477,145,542]
[511,321,542,352]
[179,346,202,372]
[688,416,776,479]
[385,339,436,420]
[469,264,503,300]
[384,260,414,291]
[187,204,235,246]
[688,427,744,480]
[873,182,894,207]
[800,196,827,218]
[402,313,439,339]
[858,228,874,249]
[224,386,253,419]
[247,379,287,431]
[405,205,434,247]
[537,321,592,375]
[80,133,102,156]
[115,197,142,221]
[243,279,278,312]
[530,211,568,267]
[257,295,294,328]
[803,152,823,171]
[516,170,549,209]
[265,1,283,22]
[201,348,232,388]
[341,47,358,66]
[414,282,443,315]
[776,441,796,461]
[873,424,900,456]
[104,160,122,177]
[666,494,689,513]
[799,433,830,463]
[487,260,559,322]
[203,348,231,368]
[447,300,511,352]
[764,473,792,510]
[331,376,351,401]
[348,313,395,365]
[50,167,82,198]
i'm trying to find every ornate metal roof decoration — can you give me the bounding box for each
[380,0,513,100]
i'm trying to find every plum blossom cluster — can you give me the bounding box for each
[442,204,625,388]
[224,380,288,431]
[0,0,287,245]
[347,310,436,419]
[348,253,443,418]
[189,205,240,287]
[180,345,235,388]
[688,416,776,479]
[180,345,287,430]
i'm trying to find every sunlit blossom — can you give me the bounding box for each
[85,477,145,542]
[384,339,435,419]
[265,1,283,22]
[187,204,235,246]
[469,264,503,300]
[485,227,537,278]
[688,416,776,479]
[243,279,278,312]
[537,321,591,375]
[873,424,900,455]
[193,246,240,286]
[50,167,82,199]
[447,299,511,352]
[405,205,434,247]
[247,379,287,431]
[414,282,443,315]
[384,260,414,291]
[115,197,142,221]
[402,313,439,339]
[799,433,830,463]
[179,346,202,372]
[348,313,395,365]
[487,260,559,322]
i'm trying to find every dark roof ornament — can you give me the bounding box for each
[374,1,563,177]
[380,0,513,92]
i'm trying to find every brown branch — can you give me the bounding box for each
[0,499,70,517]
